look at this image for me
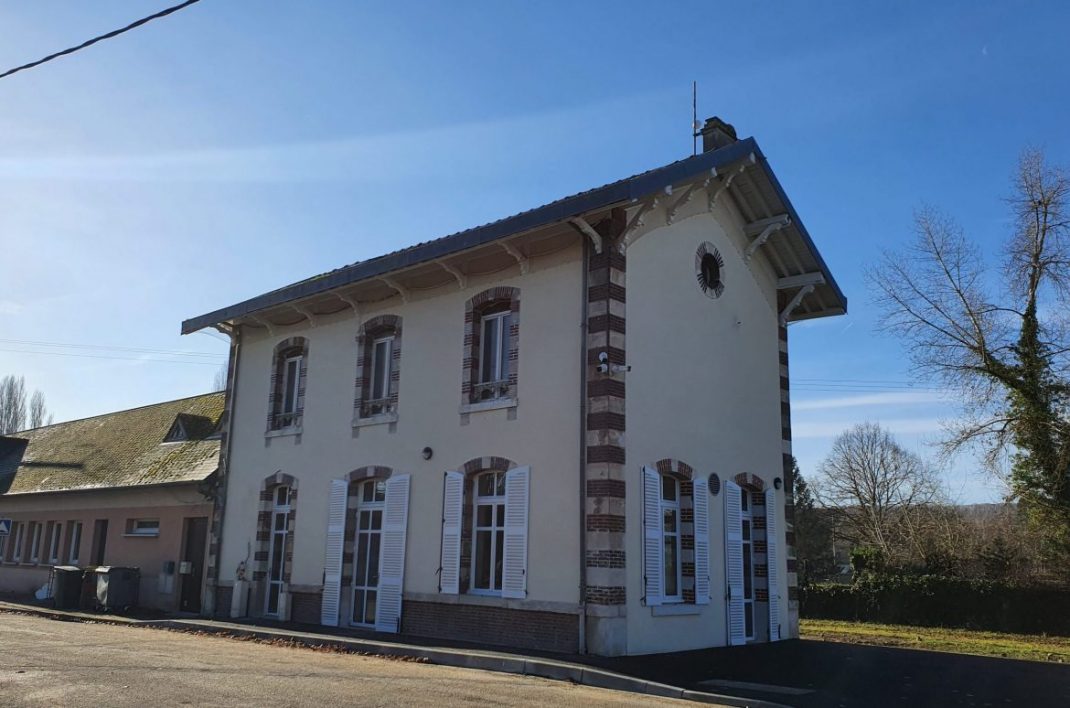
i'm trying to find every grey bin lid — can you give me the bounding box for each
[52,566,81,572]
[94,566,139,574]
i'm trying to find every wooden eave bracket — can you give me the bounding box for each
[249,314,276,337]
[779,284,815,326]
[333,291,361,318]
[439,261,468,289]
[708,153,756,211]
[500,242,530,274]
[211,322,235,337]
[745,214,792,263]
[777,272,825,290]
[568,217,603,254]
[382,277,410,303]
[291,303,317,327]
[619,186,672,253]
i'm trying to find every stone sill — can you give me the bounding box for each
[458,398,517,415]
[651,603,703,616]
[404,590,578,615]
[265,426,302,440]
[352,412,399,429]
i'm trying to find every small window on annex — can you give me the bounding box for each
[126,519,160,537]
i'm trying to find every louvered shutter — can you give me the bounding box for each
[375,474,411,633]
[693,475,711,605]
[765,487,780,641]
[439,471,464,594]
[724,480,745,645]
[643,465,663,606]
[501,466,530,599]
[321,479,347,626]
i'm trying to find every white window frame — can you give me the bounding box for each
[48,522,63,564]
[350,479,386,627]
[478,310,510,386]
[127,519,160,537]
[281,355,302,416]
[68,521,83,565]
[470,471,507,596]
[741,489,756,641]
[369,336,394,402]
[29,522,42,563]
[6,522,24,563]
[661,476,683,604]
[265,486,291,617]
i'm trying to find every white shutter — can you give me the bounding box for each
[765,487,780,641]
[724,480,745,645]
[439,471,464,594]
[643,465,663,606]
[501,466,530,599]
[693,476,711,605]
[375,475,411,633]
[320,479,347,626]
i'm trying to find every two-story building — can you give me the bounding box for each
[182,118,845,656]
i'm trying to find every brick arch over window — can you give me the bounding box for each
[652,458,699,602]
[354,316,402,420]
[462,287,520,405]
[252,471,299,614]
[267,336,309,431]
[458,456,518,592]
[340,465,394,620]
[734,472,766,492]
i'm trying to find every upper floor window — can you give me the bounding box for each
[268,337,309,432]
[354,316,402,421]
[462,287,520,408]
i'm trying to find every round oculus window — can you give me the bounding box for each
[695,243,725,298]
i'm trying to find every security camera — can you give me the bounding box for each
[596,351,610,374]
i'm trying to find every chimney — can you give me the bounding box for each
[700,117,738,153]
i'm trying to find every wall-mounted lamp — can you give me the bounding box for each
[421,447,433,461]
[773,477,782,490]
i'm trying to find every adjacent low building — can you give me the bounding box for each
[0,393,223,613]
[182,117,846,656]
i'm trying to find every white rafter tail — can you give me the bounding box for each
[708,154,755,210]
[439,261,468,289]
[249,314,276,337]
[779,284,815,326]
[777,272,825,290]
[619,196,660,253]
[291,303,317,327]
[745,214,792,263]
[568,216,603,255]
[500,241,530,275]
[211,322,235,337]
[382,277,410,303]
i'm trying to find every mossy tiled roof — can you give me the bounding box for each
[0,392,224,496]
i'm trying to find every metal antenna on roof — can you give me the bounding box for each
[691,81,700,156]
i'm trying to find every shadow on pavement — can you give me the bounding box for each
[587,639,1070,708]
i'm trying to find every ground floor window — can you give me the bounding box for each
[266,486,291,617]
[351,480,385,626]
[471,471,506,594]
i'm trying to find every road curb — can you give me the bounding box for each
[0,601,788,708]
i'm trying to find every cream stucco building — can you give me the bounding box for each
[183,118,845,656]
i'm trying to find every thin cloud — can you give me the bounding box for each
[793,418,945,439]
[793,391,947,411]
[0,300,24,315]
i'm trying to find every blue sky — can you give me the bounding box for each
[2,1,1069,503]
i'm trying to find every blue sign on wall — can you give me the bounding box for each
[0,519,10,536]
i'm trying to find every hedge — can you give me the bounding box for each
[800,575,1070,636]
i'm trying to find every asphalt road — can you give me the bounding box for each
[0,613,702,708]
[598,636,1070,708]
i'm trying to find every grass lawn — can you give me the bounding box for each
[801,619,1070,664]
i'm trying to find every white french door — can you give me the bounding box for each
[265,486,291,617]
[351,480,385,626]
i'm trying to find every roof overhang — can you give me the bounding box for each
[181,137,845,334]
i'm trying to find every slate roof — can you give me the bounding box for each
[0,392,224,496]
[182,137,846,334]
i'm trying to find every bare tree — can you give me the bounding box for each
[869,149,1070,561]
[212,364,227,392]
[816,422,944,561]
[28,390,52,428]
[0,375,54,433]
[0,375,27,434]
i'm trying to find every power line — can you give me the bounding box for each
[0,347,221,366]
[0,0,203,81]
[0,338,223,359]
